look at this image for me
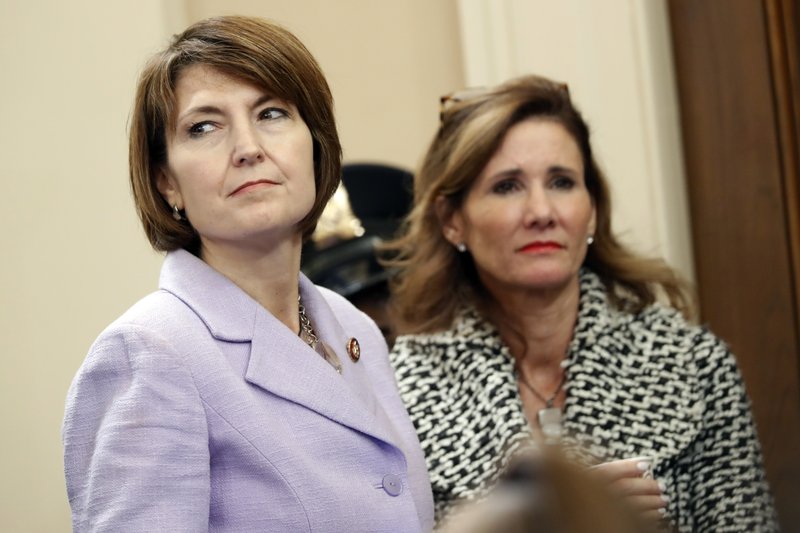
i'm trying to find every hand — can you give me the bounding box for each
[589,457,668,523]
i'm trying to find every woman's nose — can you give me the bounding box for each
[524,188,555,227]
[231,125,266,166]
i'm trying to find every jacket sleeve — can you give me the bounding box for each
[681,332,778,531]
[63,323,210,532]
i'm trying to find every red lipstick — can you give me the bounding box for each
[519,241,562,253]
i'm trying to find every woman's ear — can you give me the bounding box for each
[156,168,182,209]
[435,194,464,246]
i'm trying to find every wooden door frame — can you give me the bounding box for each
[668,0,800,529]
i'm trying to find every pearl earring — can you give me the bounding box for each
[172,205,183,221]
[586,235,594,245]
[456,242,467,253]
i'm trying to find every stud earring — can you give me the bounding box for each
[456,242,467,253]
[586,235,594,245]
[172,205,183,221]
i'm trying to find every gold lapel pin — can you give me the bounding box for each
[347,337,361,362]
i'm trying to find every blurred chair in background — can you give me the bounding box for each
[302,163,413,345]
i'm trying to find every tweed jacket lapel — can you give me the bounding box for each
[561,271,703,463]
[159,249,397,447]
[417,270,703,465]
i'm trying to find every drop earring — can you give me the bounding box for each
[172,205,183,221]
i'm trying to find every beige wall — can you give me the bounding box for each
[0,2,168,530]
[0,1,687,530]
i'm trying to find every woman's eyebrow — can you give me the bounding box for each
[177,94,279,122]
[548,164,579,174]
[251,94,276,109]
[176,105,223,123]
[489,167,522,180]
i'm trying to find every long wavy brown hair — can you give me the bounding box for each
[385,75,693,334]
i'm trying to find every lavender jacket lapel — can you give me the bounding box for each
[66,249,434,532]
[159,249,399,448]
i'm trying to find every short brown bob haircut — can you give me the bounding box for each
[129,16,342,253]
[386,75,692,334]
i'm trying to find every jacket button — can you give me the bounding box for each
[381,473,403,496]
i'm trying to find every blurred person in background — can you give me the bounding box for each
[439,448,658,533]
[387,74,776,531]
[302,163,413,346]
[62,16,432,532]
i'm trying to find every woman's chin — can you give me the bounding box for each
[517,270,578,293]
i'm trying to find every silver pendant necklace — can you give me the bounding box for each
[516,364,567,440]
[298,296,343,374]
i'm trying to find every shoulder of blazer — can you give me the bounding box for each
[107,289,209,339]
[78,290,212,382]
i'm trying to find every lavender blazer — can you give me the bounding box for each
[63,250,434,532]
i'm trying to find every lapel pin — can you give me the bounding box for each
[347,337,361,362]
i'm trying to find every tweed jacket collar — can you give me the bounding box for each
[393,269,777,531]
[445,269,704,461]
[392,269,705,519]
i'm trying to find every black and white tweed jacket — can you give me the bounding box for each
[390,270,777,532]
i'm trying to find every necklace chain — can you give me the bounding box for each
[298,295,343,374]
[297,296,318,349]
[515,363,566,408]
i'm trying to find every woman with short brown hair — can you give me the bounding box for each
[63,16,433,532]
[129,15,341,253]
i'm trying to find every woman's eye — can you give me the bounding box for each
[492,179,520,194]
[551,175,576,190]
[259,107,288,121]
[188,121,215,137]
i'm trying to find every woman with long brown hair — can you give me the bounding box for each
[388,75,776,531]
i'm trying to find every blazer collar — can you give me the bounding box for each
[159,249,258,342]
[159,249,397,447]
[246,275,398,446]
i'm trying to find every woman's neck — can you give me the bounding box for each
[199,234,303,332]
[489,276,581,371]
